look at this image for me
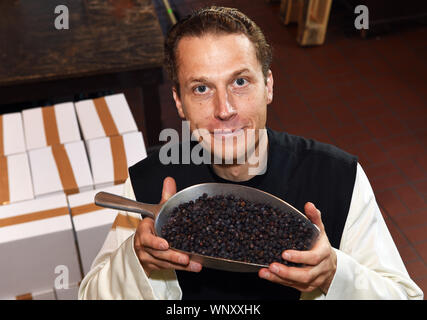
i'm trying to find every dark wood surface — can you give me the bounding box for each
[0,0,164,85]
[0,0,165,147]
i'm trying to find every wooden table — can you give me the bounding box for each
[0,0,165,147]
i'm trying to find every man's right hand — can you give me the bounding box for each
[133,176,202,277]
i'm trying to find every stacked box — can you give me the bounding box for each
[54,282,80,300]
[22,102,81,150]
[86,131,147,188]
[1,94,143,298]
[0,152,34,205]
[28,140,94,198]
[74,93,138,141]
[68,184,125,276]
[0,194,81,299]
[0,112,26,156]
[12,288,56,300]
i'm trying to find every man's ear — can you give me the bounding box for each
[172,87,186,119]
[266,70,273,104]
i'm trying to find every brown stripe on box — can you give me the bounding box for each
[111,213,140,230]
[0,115,4,155]
[51,145,79,195]
[0,206,69,228]
[110,135,128,185]
[42,106,61,146]
[71,203,102,216]
[0,156,9,205]
[16,292,33,300]
[93,97,119,136]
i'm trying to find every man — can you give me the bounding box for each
[78,6,423,300]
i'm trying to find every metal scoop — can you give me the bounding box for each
[94,183,320,272]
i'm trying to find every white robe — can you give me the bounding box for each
[78,163,423,300]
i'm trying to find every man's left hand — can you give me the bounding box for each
[258,202,337,294]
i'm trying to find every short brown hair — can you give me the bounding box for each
[164,6,273,93]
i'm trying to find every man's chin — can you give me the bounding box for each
[206,138,250,165]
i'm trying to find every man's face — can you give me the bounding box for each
[172,33,273,161]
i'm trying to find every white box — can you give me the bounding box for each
[22,102,81,150]
[68,184,125,276]
[12,288,56,300]
[0,152,34,205]
[0,194,81,299]
[54,282,79,300]
[74,93,138,140]
[86,131,147,188]
[0,112,26,156]
[28,140,94,198]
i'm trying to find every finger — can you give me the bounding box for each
[138,249,202,272]
[267,262,319,286]
[282,246,327,266]
[304,202,325,233]
[160,177,177,204]
[154,259,202,273]
[134,227,142,248]
[144,263,161,272]
[258,268,294,287]
[259,268,317,292]
[139,218,169,250]
[144,247,190,266]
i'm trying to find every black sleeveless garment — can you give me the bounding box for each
[129,128,358,300]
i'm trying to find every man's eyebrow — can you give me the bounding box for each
[187,68,252,85]
[231,68,252,77]
[188,76,210,85]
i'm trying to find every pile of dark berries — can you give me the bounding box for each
[161,193,319,267]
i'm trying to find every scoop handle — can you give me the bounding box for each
[94,191,159,219]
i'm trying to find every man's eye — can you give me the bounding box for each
[195,85,208,94]
[234,78,247,86]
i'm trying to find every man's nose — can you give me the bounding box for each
[214,88,237,121]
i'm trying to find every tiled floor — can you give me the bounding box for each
[150,0,427,296]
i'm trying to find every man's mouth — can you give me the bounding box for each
[211,127,246,139]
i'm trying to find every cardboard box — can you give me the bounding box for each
[0,112,26,156]
[54,282,80,300]
[74,93,138,141]
[0,194,81,299]
[22,102,81,150]
[0,152,34,205]
[28,140,94,198]
[68,184,125,276]
[13,288,56,300]
[86,131,147,188]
